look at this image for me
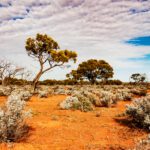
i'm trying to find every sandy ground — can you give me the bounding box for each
[0,95,148,150]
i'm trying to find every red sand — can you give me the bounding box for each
[0,95,147,150]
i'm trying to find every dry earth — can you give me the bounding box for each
[0,95,148,150]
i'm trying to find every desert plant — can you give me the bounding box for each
[54,88,66,95]
[117,89,132,101]
[60,96,80,110]
[100,91,117,107]
[67,59,113,84]
[131,89,147,97]
[10,90,32,101]
[38,90,49,98]
[126,96,150,130]
[0,94,31,142]
[79,97,94,112]
[0,86,12,96]
[25,33,77,90]
[60,93,94,112]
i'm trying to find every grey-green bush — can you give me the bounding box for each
[0,94,31,142]
[126,96,150,130]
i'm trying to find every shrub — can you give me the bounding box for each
[131,89,147,97]
[54,88,66,95]
[10,90,32,101]
[100,91,117,107]
[92,91,118,107]
[0,86,12,96]
[20,91,32,101]
[0,89,5,96]
[125,96,150,130]
[80,97,94,112]
[0,94,31,142]
[60,94,94,112]
[38,90,48,98]
[116,88,132,101]
[60,96,80,110]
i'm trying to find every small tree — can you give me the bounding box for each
[67,59,113,84]
[25,33,77,90]
[130,73,147,84]
[0,60,25,86]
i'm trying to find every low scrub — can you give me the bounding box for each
[0,86,12,96]
[125,96,150,130]
[10,90,32,101]
[60,95,94,112]
[38,90,49,98]
[131,89,147,97]
[0,94,31,142]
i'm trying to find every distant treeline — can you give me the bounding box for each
[1,77,149,86]
[0,78,123,85]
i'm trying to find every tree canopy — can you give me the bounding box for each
[25,33,77,90]
[130,73,147,83]
[67,59,114,84]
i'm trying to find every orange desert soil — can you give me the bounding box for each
[0,95,148,150]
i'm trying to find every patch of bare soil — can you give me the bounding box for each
[0,96,147,150]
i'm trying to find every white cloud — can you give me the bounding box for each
[0,0,150,81]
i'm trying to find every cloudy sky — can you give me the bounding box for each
[0,0,150,81]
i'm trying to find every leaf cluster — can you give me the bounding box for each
[67,59,113,84]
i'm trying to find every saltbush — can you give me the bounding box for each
[60,94,94,112]
[126,96,150,130]
[0,94,31,142]
[38,90,49,98]
[60,96,80,110]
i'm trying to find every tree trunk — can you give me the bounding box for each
[32,71,43,92]
[2,79,6,86]
[2,77,8,86]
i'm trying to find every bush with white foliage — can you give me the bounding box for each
[38,90,49,98]
[0,94,31,142]
[10,90,32,101]
[60,96,80,110]
[126,96,150,130]
[60,94,94,112]
[0,86,12,96]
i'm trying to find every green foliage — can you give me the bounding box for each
[39,79,78,85]
[25,33,77,89]
[67,59,113,84]
[102,79,122,85]
[25,33,77,64]
[7,78,30,85]
[130,73,147,83]
[26,33,59,56]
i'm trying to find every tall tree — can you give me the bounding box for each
[67,59,113,84]
[25,33,77,90]
[130,73,147,83]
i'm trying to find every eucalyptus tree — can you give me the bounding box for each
[25,33,77,90]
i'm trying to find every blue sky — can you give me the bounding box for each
[127,36,150,46]
[0,0,150,81]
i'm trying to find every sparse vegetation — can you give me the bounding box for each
[126,96,150,130]
[0,32,149,149]
[0,94,31,142]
